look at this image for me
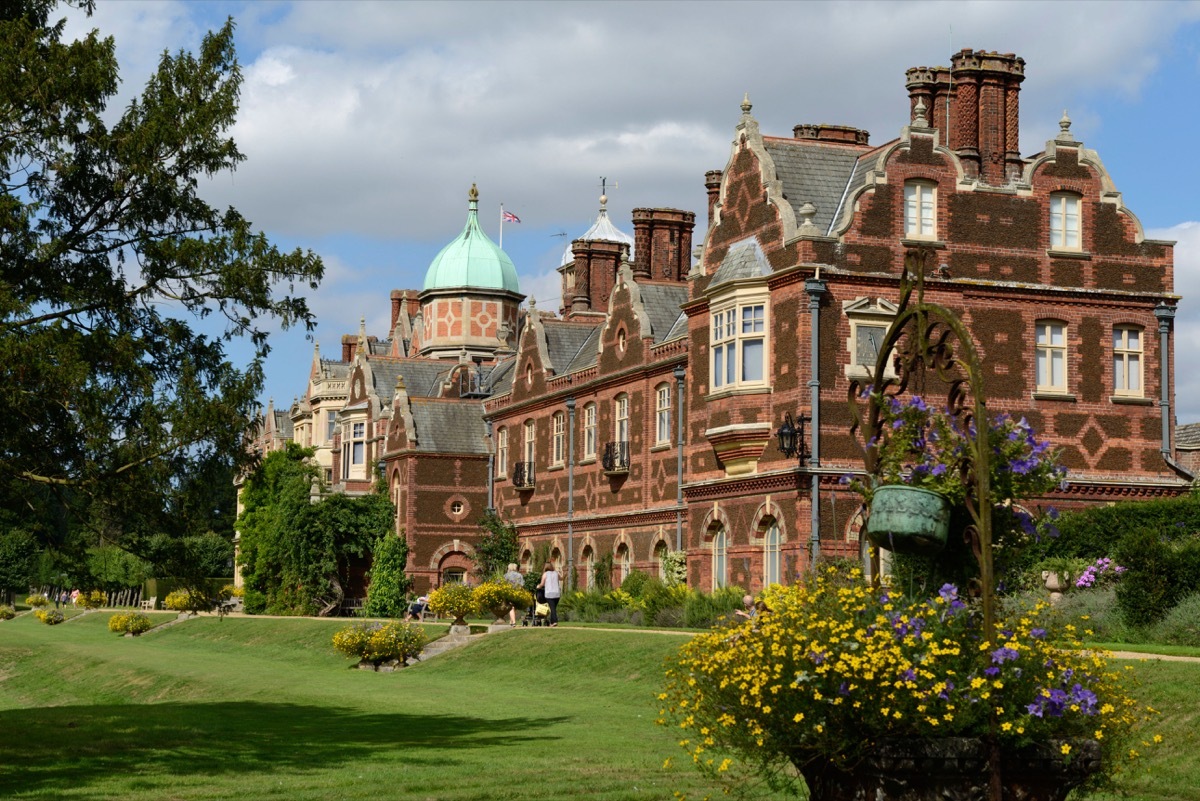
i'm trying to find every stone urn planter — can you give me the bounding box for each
[1042,570,1068,604]
[866,485,951,555]
[798,737,1101,801]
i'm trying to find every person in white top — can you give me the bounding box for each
[536,561,562,627]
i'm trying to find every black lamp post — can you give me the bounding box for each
[776,412,811,461]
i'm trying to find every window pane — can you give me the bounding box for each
[713,347,724,388]
[1128,329,1139,350]
[1037,351,1048,387]
[1051,351,1064,388]
[742,339,764,382]
[352,442,364,464]
[726,343,736,385]
[1129,355,1141,391]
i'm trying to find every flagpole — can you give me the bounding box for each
[499,203,504,249]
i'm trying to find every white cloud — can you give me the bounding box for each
[1149,221,1200,423]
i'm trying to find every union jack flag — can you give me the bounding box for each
[502,210,521,223]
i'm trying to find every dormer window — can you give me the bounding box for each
[904,180,937,240]
[1049,193,1081,251]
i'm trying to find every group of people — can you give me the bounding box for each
[406,561,564,627]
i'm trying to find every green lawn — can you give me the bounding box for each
[0,613,1195,800]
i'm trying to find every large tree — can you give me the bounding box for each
[0,2,322,550]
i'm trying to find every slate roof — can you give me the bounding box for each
[662,311,688,343]
[409,398,490,454]
[827,143,892,235]
[1177,422,1200,449]
[762,138,863,235]
[640,283,689,344]
[368,359,453,401]
[319,359,350,379]
[486,356,517,395]
[544,319,600,373]
[271,409,293,438]
[709,239,770,288]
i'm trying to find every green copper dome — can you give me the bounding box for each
[422,184,521,294]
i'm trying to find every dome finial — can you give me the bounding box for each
[741,92,752,116]
[469,183,479,202]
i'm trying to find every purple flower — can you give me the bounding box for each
[1031,628,1047,639]
[991,646,1019,665]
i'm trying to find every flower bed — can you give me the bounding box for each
[661,568,1157,798]
[332,621,428,669]
[108,612,153,635]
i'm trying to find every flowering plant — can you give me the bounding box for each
[427,583,477,625]
[108,612,153,635]
[660,568,1156,797]
[1075,558,1127,590]
[34,608,65,625]
[855,393,1066,507]
[332,620,428,666]
[473,581,533,619]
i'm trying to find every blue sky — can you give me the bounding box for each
[66,1,1200,422]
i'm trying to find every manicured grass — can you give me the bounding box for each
[0,613,1195,800]
[0,614,782,800]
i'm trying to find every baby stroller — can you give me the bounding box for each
[522,588,551,627]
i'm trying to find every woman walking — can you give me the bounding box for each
[537,561,562,627]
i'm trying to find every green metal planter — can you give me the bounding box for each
[865,484,950,555]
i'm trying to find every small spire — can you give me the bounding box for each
[913,98,929,128]
[740,92,752,116]
[1057,109,1074,142]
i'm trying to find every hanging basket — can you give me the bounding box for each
[865,484,950,555]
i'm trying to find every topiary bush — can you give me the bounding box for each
[76,589,107,609]
[332,621,428,667]
[427,583,476,625]
[0,605,15,620]
[107,612,152,635]
[34,608,64,625]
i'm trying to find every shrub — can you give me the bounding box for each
[108,612,152,635]
[76,589,107,609]
[364,530,412,618]
[618,569,653,598]
[559,588,630,622]
[473,581,533,619]
[682,585,745,629]
[1146,593,1200,647]
[332,621,427,666]
[427,583,476,623]
[163,588,207,613]
[0,605,15,620]
[34,608,64,625]
[659,550,687,586]
[641,582,692,627]
[1115,528,1200,627]
[25,594,49,608]
[224,584,244,598]
[1043,587,1134,644]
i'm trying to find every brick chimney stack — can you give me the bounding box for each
[632,208,695,283]
[906,49,1025,184]
[705,170,723,229]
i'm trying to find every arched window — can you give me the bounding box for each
[763,521,781,586]
[616,543,631,585]
[712,527,728,591]
[582,546,595,590]
[614,394,629,443]
[524,419,536,463]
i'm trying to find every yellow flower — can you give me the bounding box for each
[1061,743,1071,755]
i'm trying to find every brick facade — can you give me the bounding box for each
[245,49,1190,599]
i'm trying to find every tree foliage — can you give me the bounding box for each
[0,1,323,552]
[472,511,519,580]
[363,530,412,619]
[236,445,393,616]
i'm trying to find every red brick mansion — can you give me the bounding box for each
[243,50,1190,595]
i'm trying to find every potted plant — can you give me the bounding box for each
[427,583,477,628]
[473,581,533,627]
[852,394,1065,556]
[661,568,1159,801]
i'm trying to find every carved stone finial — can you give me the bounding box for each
[458,347,470,364]
[1057,109,1074,142]
[529,296,537,311]
[395,373,406,391]
[912,98,929,128]
[469,183,479,202]
[798,201,819,231]
[741,92,752,116]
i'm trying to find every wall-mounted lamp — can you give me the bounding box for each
[776,412,811,461]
